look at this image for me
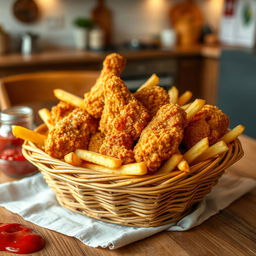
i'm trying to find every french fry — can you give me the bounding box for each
[177,159,190,172]
[83,162,147,176]
[12,125,46,146]
[185,99,205,120]
[75,149,122,169]
[184,137,209,164]
[158,154,183,174]
[64,152,82,166]
[195,141,229,163]
[137,74,160,91]
[168,86,179,104]
[220,125,245,144]
[54,89,84,107]
[38,108,52,129]
[117,162,147,175]
[178,91,192,106]
[181,103,191,110]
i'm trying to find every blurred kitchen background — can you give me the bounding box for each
[0,0,255,137]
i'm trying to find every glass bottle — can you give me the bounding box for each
[92,0,112,48]
[0,106,37,178]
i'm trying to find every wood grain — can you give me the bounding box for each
[1,71,99,106]
[0,135,255,256]
[0,46,221,110]
[0,46,217,69]
[201,57,219,105]
[0,82,10,110]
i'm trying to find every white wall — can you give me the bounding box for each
[0,0,224,50]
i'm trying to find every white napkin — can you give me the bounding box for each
[0,173,255,249]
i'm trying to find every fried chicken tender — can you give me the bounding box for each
[98,75,149,163]
[134,85,169,118]
[183,104,229,149]
[83,53,126,119]
[49,101,75,125]
[134,104,187,172]
[99,75,150,139]
[88,132,105,153]
[99,132,135,164]
[45,108,98,159]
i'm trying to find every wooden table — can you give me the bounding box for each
[0,135,255,256]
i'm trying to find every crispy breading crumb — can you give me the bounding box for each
[134,104,187,172]
[134,85,169,118]
[100,75,150,140]
[49,101,75,125]
[183,105,229,149]
[45,108,98,159]
[88,132,105,153]
[83,53,126,118]
[99,132,135,164]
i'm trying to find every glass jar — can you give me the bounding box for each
[0,106,38,178]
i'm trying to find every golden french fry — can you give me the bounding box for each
[168,86,179,104]
[64,152,82,166]
[12,125,46,146]
[178,91,192,106]
[75,149,122,169]
[158,154,183,174]
[177,159,190,172]
[38,108,52,129]
[117,162,147,175]
[220,125,245,144]
[195,141,229,163]
[185,99,205,120]
[54,89,84,107]
[181,103,191,110]
[184,137,209,164]
[137,74,160,91]
[83,162,147,176]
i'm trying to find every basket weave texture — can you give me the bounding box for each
[22,126,243,227]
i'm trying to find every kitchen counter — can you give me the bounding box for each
[0,135,255,256]
[0,45,220,68]
[0,45,221,104]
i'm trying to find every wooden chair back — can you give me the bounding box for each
[0,71,99,110]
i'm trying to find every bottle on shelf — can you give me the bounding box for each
[91,0,113,48]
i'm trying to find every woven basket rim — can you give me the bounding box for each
[22,131,244,190]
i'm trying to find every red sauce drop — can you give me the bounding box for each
[0,223,45,254]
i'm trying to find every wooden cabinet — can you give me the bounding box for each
[201,57,219,104]
[175,57,203,98]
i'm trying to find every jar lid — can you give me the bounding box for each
[0,106,33,124]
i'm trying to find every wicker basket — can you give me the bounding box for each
[22,125,243,227]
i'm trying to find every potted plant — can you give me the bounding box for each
[73,17,93,50]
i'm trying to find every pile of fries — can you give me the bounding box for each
[12,73,245,177]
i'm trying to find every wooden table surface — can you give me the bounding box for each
[0,135,255,256]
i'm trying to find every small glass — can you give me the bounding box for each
[0,106,38,178]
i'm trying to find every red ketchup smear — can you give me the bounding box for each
[0,223,45,254]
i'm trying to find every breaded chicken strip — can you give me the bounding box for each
[49,101,75,125]
[134,85,169,118]
[45,108,98,159]
[134,104,187,172]
[99,75,150,139]
[98,75,150,163]
[88,132,105,153]
[183,105,229,149]
[83,53,126,118]
[99,132,135,164]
